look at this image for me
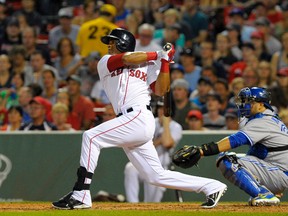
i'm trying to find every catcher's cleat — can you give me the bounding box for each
[250,193,280,206]
[52,192,91,210]
[201,186,227,209]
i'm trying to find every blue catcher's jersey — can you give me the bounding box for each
[239,109,288,171]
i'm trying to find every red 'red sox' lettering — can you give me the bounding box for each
[129,69,147,81]
[110,68,123,77]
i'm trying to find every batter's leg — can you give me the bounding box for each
[123,141,227,207]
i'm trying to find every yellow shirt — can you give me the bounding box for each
[76,17,118,57]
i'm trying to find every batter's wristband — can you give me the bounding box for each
[201,142,220,156]
[160,60,170,73]
[146,52,157,61]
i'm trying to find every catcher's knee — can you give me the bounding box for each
[216,152,240,178]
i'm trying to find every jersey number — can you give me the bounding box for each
[88,26,110,39]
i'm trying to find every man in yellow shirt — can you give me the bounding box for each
[76,4,118,57]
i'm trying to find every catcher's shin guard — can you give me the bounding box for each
[217,154,268,197]
[73,166,94,191]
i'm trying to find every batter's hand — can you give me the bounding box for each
[157,43,175,63]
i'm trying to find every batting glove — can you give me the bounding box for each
[157,43,175,63]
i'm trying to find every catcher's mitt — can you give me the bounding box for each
[172,145,201,169]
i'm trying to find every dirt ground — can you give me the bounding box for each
[0,202,288,213]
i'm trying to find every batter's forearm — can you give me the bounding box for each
[122,52,157,65]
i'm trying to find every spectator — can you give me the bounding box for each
[125,8,145,37]
[250,30,271,61]
[229,42,257,83]
[228,7,256,43]
[18,86,33,123]
[257,60,274,88]
[66,75,95,130]
[242,66,260,88]
[179,48,201,92]
[222,108,239,130]
[228,77,245,104]
[181,0,209,45]
[19,96,56,131]
[124,100,182,202]
[0,2,8,40]
[225,23,243,60]
[271,32,288,81]
[171,78,196,130]
[42,69,58,105]
[0,17,22,54]
[213,78,236,115]
[21,27,51,65]
[0,54,12,89]
[52,102,74,131]
[0,105,23,131]
[201,65,218,85]
[13,0,42,32]
[254,17,281,55]
[269,67,288,111]
[53,37,82,82]
[56,88,79,130]
[72,0,97,26]
[76,4,118,57]
[197,40,227,80]
[111,0,131,29]
[154,8,188,47]
[8,45,32,75]
[190,76,213,110]
[0,91,8,126]
[213,33,238,72]
[48,7,80,52]
[78,52,101,97]
[27,83,43,97]
[135,23,161,52]
[11,72,25,95]
[274,5,288,39]
[25,51,59,88]
[170,63,184,83]
[186,109,209,131]
[202,92,226,130]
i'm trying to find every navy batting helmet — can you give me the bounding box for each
[235,87,273,117]
[101,28,136,52]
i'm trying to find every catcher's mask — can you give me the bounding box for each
[101,28,136,52]
[235,87,273,117]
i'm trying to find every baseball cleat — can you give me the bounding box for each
[52,192,91,210]
[250,193,280,206]
[201,186,227,209]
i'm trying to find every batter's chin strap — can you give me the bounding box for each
[73,166,93,191]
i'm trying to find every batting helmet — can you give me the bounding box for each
[235,87,273,117]
[101,28,136,52]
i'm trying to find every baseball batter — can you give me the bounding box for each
[52,28,227,210]
[173,87,288,206]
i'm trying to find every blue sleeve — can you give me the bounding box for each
[228,131,251,149]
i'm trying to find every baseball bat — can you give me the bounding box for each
[163,43,172,117]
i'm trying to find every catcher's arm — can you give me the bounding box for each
[172,138,232,169]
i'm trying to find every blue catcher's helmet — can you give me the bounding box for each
[235,87,273,117]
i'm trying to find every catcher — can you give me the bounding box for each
[173,87,288,206]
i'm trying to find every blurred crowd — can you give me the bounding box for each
[0,0,288,131]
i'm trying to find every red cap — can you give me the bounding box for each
[187,110,203,120]
[30,96,52,120]
[251,31,264,40]
[277,67,288,77]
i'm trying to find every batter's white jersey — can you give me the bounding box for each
[98,55,160,115]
